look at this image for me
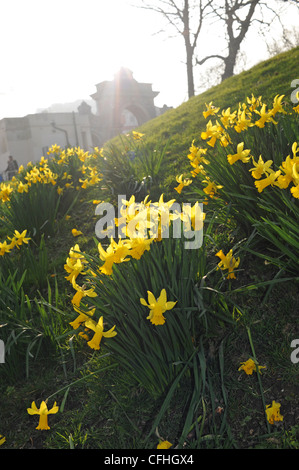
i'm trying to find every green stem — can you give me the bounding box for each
[246,326,270,434]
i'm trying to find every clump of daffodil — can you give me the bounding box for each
[201,120,230,148]
[0,229,31,256]
[27,401,59,430]
[64,244,88,283]
[233,104,254,133]
[0,182,14,202]
[265,401,283,425]
[140,289,177,326]
[238,358,266,375]
[84,316,117,350]
[216,249,240,279]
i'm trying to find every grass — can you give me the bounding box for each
[1,47,299,450]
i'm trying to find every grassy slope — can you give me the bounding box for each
[110,46,299,187]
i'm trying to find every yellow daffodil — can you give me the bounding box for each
[47,144,61,155]
[265,401,283,425]
[84,316,117,350]
[27,400,59,430]
[128,237,153,260]
[71,278,97,307]
[254,170,281,193]
[140,289,177,326]
[157,440,173,449]
[0,435,6,446]
[188,141,209,165]
[202,177,223,198]
[0,183,13,202]
[238,358,266,375]
[227,142,251,165]
[216,249,240,279]
[234,108,254,133]
[174,174,192,194]
[70,305,95,329]
[271,94,287,117]
[0,240,12,256]
[17,181,29,193]
[72,228,83,237]
[203,102,220,119]
[132,130,144,140]
[14,229,31,245]
[249,156,273,179]
[220,107,237,128]
[254,103,277,128]
[201,120,224,147]
[181,201,205,231]
[98,238,131,275]
[64,244,87,283]
[247,94,262,112]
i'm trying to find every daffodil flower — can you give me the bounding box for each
[71,278,97,307]
[265,401,283,425]
[238,358,266,375]
[140,289,177,326]
[27,401,59,430]
[0,240,12,256]
[203,101,220,119]
[271,94,287,117]
[220,107,237,128]
[234,108,254,133]
[254,103,277,128]
[157,440,173,449]
[254,170,281,193]
[202,177,223,198]
[201,120,224,147]
[0,435,6,446]
[132,131,144,140]
[70,305,95,329]
[216,249,240,279]
[249,155,273,179]
[227,142,251,165]
[174,174,193,194]
[72,228,83,237]
[84,316,117,350]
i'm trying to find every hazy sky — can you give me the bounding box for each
[0,0,298,119]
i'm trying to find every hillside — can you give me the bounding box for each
[108,46,299,184]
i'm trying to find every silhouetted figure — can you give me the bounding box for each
[5,155,18,180]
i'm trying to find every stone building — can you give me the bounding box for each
[0,69,171,179]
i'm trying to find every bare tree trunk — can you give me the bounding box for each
[221,0,260,81]
[183,0,195,97]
